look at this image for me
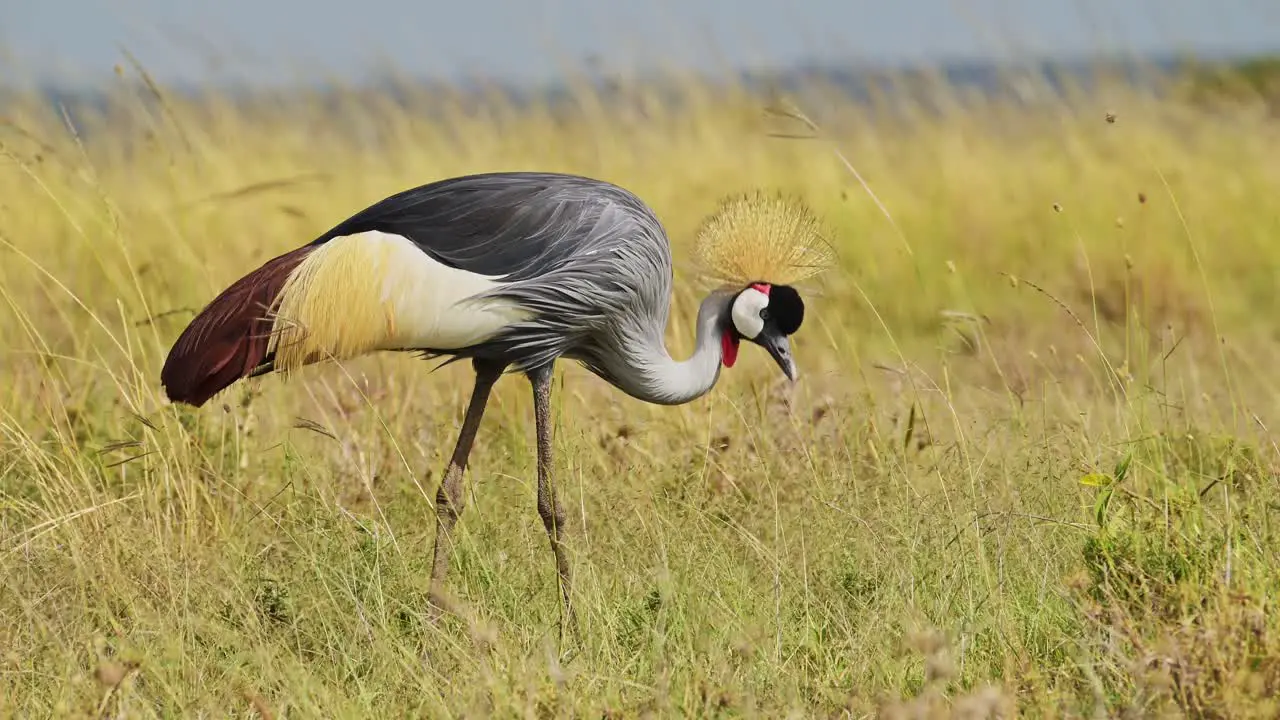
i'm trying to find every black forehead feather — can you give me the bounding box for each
[770,284,804,335]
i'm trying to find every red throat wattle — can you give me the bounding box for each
[721,332,739,367]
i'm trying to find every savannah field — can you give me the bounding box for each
[2,55,1280,718]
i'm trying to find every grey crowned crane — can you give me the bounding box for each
[160,171,833,638]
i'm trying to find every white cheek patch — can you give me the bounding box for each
[731,288,770,339]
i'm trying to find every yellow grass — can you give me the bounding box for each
[2,58,1280,717]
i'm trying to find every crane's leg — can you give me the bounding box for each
[428,358,505,614]
[529,363,581,646]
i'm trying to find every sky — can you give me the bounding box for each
[3,0,1279,88]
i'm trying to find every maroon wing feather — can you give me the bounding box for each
[160,245,314,407]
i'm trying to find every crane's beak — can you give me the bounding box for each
[759,332,799,382]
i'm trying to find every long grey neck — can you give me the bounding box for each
[622,291,731,406]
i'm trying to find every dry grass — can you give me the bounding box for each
[2,57,1280,718]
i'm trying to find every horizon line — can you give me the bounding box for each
[4,44,1275,95]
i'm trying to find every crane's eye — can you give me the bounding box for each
[760,308,770,321]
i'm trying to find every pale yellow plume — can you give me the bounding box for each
[692,191,836,289]
[268,235,400,372]
[265,231,530,374]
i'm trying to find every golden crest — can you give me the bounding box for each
[693,191,836,289]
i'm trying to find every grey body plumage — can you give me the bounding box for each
[309,171,716,404]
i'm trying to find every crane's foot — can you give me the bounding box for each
[542,593,581,663]
[558,601,583,660]
[547,540,583,658]
[426,584,460,621]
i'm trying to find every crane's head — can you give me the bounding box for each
[694,190,834,383]
[720,281,804,381]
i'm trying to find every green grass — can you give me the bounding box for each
[3,59,1280,717]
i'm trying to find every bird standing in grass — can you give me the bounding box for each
[160,171,833,639]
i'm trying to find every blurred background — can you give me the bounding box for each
[6,0,1280,89]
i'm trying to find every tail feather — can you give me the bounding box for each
[161,245,315,407]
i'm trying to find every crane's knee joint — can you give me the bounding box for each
[537,497,566,534]
[436,482,465,521]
